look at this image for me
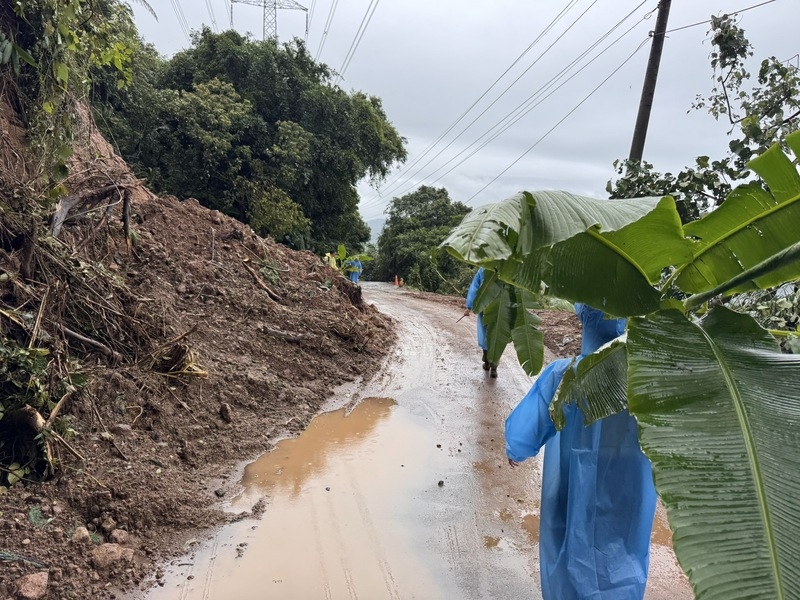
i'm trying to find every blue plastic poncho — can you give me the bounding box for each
[465,268,488,350]
[347,258,362,283]
[505,303,657,600]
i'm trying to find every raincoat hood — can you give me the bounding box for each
[575,303,626,356]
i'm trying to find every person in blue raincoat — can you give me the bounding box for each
[346,257,362,284]
[505,303,656,600]
[464,268,497,377]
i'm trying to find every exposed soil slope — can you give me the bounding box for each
[0,100,581,600]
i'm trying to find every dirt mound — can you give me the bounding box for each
[0,103,396,599]
[0,100,581,600]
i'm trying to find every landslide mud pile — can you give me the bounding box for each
[0,98,394,599]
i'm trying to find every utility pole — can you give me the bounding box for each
[231,0,308,41]
[628,0,672,161]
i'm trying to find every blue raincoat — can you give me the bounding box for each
[346,258,362,284]
[505,304,657,600]
[465,268,488,350]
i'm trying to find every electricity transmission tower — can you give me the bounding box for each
[230,0,308,41]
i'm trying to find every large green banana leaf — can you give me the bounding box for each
[510,288,544,376]
[471,269,504,315]
[674,133,800,294]
[552,338,628,429]
[472,271,545,373]
[440,190,664,266]
[628,307,800,600]
[503,196,690,317]
[440,193,527,264]
[483,284,516,364]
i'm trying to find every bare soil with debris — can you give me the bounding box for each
[0,100,582,600]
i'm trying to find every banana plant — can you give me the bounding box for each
[439,131,800,599]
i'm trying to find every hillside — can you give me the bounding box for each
[0,99,395,599]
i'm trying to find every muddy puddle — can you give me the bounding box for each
[143,397,457,599]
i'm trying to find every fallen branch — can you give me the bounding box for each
[28,287,49,348]
[262,325,307,343]
[52,431,85,462]
[45,386,77,428]
[51,184,124,237]
[60,324,123,363]
[242,261,282,303]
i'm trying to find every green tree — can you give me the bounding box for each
[375,186,472,292]
[441,134,800,599]
[1,0,142,183]
[94,28,407,251]
[609,15,800,222]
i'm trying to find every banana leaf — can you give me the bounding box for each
[675,133,800,294]
[483,284,516,364]
[440,190,664,266]
[510,288,544,376]
[628,307,800,599]
[552,338,628,429]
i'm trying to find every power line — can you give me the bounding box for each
[334,0,381,84]
[663,0,778,34]
[168,0,191,43]
[308,0,318,34]
[362,0,584,205]
[465,39,650,205]
[222,0,233,28]
[315,0,342,61]
[367,0,614,205]
[424,15,650,193]
[204,0,219,31]
[364,0,653,210]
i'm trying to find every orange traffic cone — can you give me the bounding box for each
[394,274,399,286]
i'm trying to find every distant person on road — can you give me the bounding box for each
[505,303,656,600]
[464,267,496,377]
[345,257,362,284]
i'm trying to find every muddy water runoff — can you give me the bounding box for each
[140,283,690,600]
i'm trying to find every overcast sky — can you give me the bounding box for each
[132,0,797,221]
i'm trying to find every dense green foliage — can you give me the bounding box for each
[441,133,800,599]
[373,186,473,293]
[91,28,407,251]
[610,16,800,222]
[0,0,140,185]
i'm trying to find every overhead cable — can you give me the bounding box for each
[465,39,650,205]
[362,0,584,203]
[308,0,318,34]
[369,1,652,205]
[204,0,219,31]
[315,0,342,61]
[663,0,778,34]
[424,19,650,193]
[366,0,608,205]
[334,0,381,84]
[168,0,191,43]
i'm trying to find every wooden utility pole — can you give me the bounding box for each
[629,0,672,161]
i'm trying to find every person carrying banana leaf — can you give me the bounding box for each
[505,303,657,600]
[464,267,497,377]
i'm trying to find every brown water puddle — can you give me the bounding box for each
[144,397,448,600]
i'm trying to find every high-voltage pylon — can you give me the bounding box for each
[231,0,308,41]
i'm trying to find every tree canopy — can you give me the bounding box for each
[92,27,407,252]
[374,185,473,293]
[609,15,800,222]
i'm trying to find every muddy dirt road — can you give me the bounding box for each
[135,283,691,600]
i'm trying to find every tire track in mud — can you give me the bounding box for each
[343,460,402,600]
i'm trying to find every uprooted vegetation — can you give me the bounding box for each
[0,93,395,598]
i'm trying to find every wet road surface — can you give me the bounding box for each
[137,282,692,599]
